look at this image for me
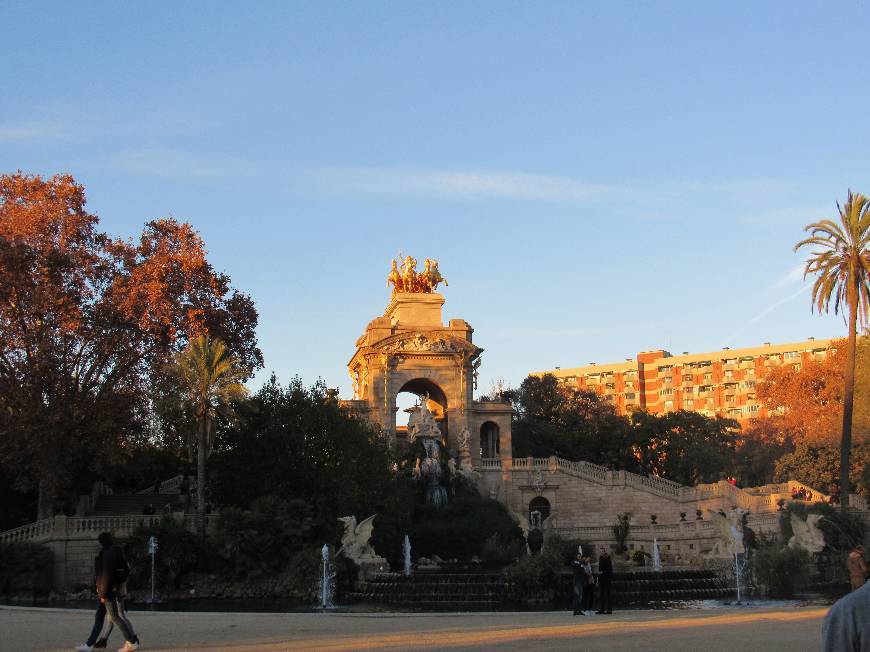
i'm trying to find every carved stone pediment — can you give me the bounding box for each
[372,332,481,357]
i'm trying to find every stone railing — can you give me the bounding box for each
[0,513,212,545]
[623,471,684,498]
[480,456,841,515]
[0,517,56,544]
[558,458,607,484]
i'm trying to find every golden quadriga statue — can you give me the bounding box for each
[388,256,448,296]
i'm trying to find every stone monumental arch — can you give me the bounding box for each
[342,256,512,465]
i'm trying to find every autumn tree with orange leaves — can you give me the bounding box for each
[0,173,261,519]
[756,338,870,445]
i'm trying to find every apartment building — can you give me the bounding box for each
[535,338,837,420]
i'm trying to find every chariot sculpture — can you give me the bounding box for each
[388,255,448,296]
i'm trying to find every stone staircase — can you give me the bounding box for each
[90,494,179,516]
[346,572,509,611]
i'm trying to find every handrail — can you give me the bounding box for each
[0,513,212,544]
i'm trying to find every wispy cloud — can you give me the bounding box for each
[748,285,811,325]
[0,121,75,143]
[724,285,811,345]
[104,147,261,180]
[307,166,611,202]
[769,263,808,290]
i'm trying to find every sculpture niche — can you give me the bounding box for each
[408,396,449,507]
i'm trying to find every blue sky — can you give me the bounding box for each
[2,2,868,397]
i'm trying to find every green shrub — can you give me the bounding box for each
[506,533,586,601]
[751,537,811,598]
[481,533,526,567]
[612,512,632,553]
[0,542,53,596]
[283,547,323,598]
[410,495,524,561]
[125,516,199,590]
[213,495,315,578]
[632,550,650,566]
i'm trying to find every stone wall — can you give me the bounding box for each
[480,456,834,528]
[0,513,208,591]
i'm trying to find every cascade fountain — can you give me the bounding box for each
[408,396,448,507]
[318,544,336,609]
[403,535,412,576]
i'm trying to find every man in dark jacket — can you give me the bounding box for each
[596,547,613,614]
[571,551,590,616]
[75,532,140,652]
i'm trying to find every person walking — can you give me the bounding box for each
[75,532,140,652]
[571,550,588,616]
[596,547,613,614]
[848,545,868,591]
[89,580,129,649]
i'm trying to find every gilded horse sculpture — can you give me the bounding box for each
[388,256,448,295]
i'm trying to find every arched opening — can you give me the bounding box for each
[528,496,551,523]
[395,378,448,442]
[480,421,500,458]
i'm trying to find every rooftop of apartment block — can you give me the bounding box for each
[535,336,840,379]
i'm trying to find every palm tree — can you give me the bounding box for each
[170,335,249,535]
[795,190,870,511]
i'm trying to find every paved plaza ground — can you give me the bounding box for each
[0,604,828,652]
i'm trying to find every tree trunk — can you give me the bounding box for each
[197,414,207,538]
[840,286,858,512]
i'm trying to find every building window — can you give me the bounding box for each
[704,373,712,381]
[664,400,674,410]
[684,399,694,408]
[684,387,694,394]
[625,393,636,400]
[660,388,673,396]
[784,351,799,359]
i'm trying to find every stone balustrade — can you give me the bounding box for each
[478,457,835,516]
[0,513,210,545]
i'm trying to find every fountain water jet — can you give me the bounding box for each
[652,537,662,571]
[318,544,336,609]
[403,535,412,576]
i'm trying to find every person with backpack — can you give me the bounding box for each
[75,532,140,652]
